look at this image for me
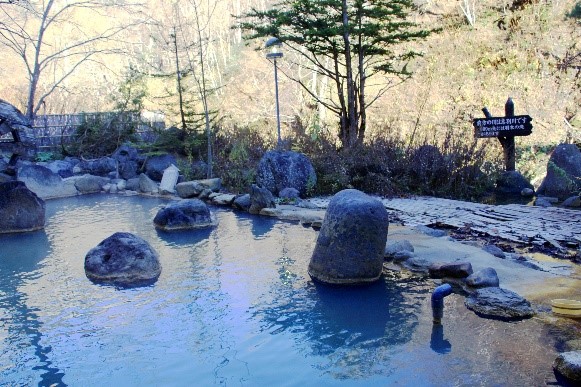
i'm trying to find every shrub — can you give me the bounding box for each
[35,151,57,162]
[284,117,501,200]
[208,119,502,202]
[67,113,138,158]
[568,2,581,19]
[213,125,268,193]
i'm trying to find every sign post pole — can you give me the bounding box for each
[500,98,516,171]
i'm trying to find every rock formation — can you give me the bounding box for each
[84,232,161,286]
[308,189,389,284]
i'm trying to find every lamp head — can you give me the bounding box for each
[265,37,283,59]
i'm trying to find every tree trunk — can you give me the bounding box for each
[193,0,213,178]
[332,49,348,147]
[26,0,54,119]
[26,71,40,119]
[341,0,357,149]
[357,14,366,143]
[172,28,187,130]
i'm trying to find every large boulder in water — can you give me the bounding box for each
[537,144,581,200]
[0,181,45,233]
[256,150,316,197]
[17,164,78,199]
[153,199,215,230]
[84,232,161,286]
[308,189,389,285]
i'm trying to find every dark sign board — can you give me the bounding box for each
[472,115,533,138]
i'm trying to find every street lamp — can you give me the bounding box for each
[265,37,283,149]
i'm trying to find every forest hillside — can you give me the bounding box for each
[0,0,579,197]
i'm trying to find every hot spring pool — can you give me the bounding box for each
[0,194,564,386]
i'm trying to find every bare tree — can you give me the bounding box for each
[0,0,142,118]
[189,0,215,178]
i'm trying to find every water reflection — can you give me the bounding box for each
[232,210,276,238]
[0,231,66,385]
[430,324,452,354]
[0,195,561,385]
[253,270,430,366]
[155,227,213,246]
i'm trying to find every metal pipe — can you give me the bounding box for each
[431,283,453,324]
[273,58,281,149]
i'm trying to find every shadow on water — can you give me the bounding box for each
[430,324,452,354]
[253,271,430,358]
[0,231,67,386]
[307,280,416,352]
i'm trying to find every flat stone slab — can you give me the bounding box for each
[301,196,581,251]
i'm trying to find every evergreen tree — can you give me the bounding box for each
[239,0,431,149]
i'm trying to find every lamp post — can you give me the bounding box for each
[265,37,283,149]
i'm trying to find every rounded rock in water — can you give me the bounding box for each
[153,198,215,230]
[84,232,161,287]
[308,189,389,285]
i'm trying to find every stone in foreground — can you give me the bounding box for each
[84,232,161,286]
[465,287,534,320]
[308,189,389,285]
[0,181,45,233]
[153,199,215,230]
[465,267,500,288]
[429,261,473,279]
[553,350,581,382]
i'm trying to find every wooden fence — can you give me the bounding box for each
[30,112,165,151]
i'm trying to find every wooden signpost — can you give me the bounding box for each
[472,98,533,171]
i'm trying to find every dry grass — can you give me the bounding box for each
[348,0,581,186]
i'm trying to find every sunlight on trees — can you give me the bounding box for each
[0,0,144,118]
[239,0,432,149]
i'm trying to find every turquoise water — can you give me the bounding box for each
[0,195,562,386]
